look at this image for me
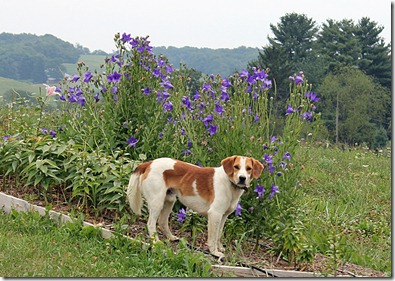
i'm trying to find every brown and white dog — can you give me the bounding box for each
[126,155,264,257]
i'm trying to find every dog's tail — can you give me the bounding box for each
[126,161,151,216]
[127,172,142,216]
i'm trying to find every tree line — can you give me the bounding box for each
[0,33,83,83]
[249,13,391,148]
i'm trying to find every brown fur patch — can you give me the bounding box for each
[221,156,237,177]
[251,158,264,179]
[134,161,152,181]
[163,161,215,203]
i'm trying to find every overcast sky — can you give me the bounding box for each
[1,0,392,53]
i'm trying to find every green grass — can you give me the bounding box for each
[296,144,391,274]
[63,54,107,75]
[0,76,41,98]
[0,210,215,277]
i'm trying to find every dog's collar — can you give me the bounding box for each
[231,181,248,192]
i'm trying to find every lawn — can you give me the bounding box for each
[0,209,215,277]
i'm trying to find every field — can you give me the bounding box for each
[62,55,106,75]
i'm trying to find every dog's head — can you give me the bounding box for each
[221,155,264,189]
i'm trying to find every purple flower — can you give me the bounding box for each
[2,136,10,141]
[215,103,225,115]
[72,74,79,82]
[166,65,174,74]
[203,115,213,127]
[181,96,193,111]
[286,104,294,115]
[94,92,100,102]
[160,78,174,89]
[254,113,260,122]
[239,69,249,78]
[163,101,173,112]
[142,87,151,95]
[41,128,48,134]
[68,94,77,103]
[50,129,56,138]
[177,208,187,222]
[267,163,275,174]
[202,83,212,92]
[77,95,86,106]
[283,152,291,161]
[235,202,242,216]
[222,78,232,88]
[220,90,230,102]
[84,71,92,83]
[301,111,313,122]
[254,185,265,198]
[193,90,201,100]
[306,91,320,102]
[59,94,66,101]
[294,74,304,85]
[269,183,279,199]
[107,71,121,83]
[182,149,191,156]
[263,153,273,164]
[270,136,277,143]
[208,124,218,136]
[152,68,162,78]
[127,136,138,148]
[121,33,131,42]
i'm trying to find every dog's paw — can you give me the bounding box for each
[213,251,225,261]
[217,244,225,252]
[169,235,180,241]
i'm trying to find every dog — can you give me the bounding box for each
[126,155,264,257]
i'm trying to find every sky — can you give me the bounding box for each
[0,0,393,53]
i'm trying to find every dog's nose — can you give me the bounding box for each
[238,176,246,184]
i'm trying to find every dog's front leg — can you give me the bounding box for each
[207,210,224,258]
[216,213,230,252]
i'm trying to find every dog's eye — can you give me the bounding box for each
[246,167,252,171]
[234,165,240,170]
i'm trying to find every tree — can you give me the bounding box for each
[317,67,390,147]
[268,13,318,63]
[251,13,318,98]
[317,19,361,72]
[355,17,391,89]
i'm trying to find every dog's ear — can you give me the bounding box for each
[221,156,237,177]
[251,158,264,179]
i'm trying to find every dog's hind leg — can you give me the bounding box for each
[158,190,179,241]
[145,188,167,242]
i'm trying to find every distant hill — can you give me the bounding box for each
[153,46,259,77]
[0,33,83,83]
[0,33,260,86]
